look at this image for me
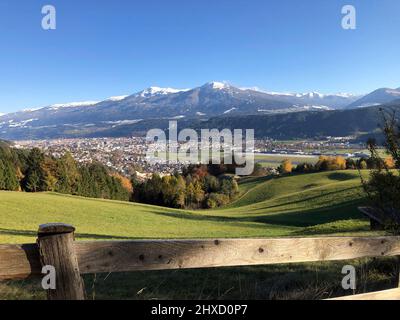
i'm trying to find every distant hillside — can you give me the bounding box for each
[1,98,398,141]
[347,87,400,109]
[84,102,400,141]
[0,81,361,140]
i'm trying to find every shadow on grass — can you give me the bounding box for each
[149,197,366,228]
[252,185,363,212]
[250,200,366,227]
[292,223,370,236]
[327,172,360,181]
[238,175,274,186]
[81,257,398,300]
[0,228,140,240]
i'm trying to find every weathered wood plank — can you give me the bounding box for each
[2,236,400,280]
[38,223,86,300]
[74,236,400,274]
[0,243,41,280]
[329,288,400,300]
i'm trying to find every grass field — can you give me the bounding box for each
[2,170,395,300]
[0,170,373,244]
[254,154,319,168]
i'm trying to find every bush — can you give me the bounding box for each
[362,109,400,233]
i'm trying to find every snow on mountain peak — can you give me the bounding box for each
[244,87,356,99]
[385,89,400,96]
[301,92,324,98]
[106,95,129,102]
[139,87,189,97]
[49,101,100,110]
[205,81,230,90]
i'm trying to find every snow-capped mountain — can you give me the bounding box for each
[244,89,361,109]
[48,101,100,110]
[346,87,400,109]
[106,95,129,102]
[0,81,363,140]
[135,86,190,98]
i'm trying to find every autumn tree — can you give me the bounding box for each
[279,159,293,174]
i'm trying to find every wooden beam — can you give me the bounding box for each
[2,236,400,280]
[329,288,400,300]
[74,236,400,274]
[0,243,41,280]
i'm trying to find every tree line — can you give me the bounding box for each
[0,141,131,201]
[278,155,396,174]
[132,163,240,209]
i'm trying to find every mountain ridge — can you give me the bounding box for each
[1,81,360,118]
[346,87,400,109]
[1,82,399,141]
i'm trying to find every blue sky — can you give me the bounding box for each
[0,0,399,113]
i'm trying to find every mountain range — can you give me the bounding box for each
[346,87,400,109]
[0,81,399,140]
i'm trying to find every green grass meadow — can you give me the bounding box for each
[2,170,397,300]
[0,170,372,244]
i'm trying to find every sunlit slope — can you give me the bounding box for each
[0,192,295,244]
[204,171,366,224]
[229,171,362,209]
[0,171,371,244]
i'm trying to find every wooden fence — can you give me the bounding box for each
[1,223,400,300]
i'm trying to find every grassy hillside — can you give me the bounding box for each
[2,170,396,301]
[0,170,374,244]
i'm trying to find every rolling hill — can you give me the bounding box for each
[347,87,400,109]
[0,170,372,244]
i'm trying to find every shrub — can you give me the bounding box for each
[362,109,400,233]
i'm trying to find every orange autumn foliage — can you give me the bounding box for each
[281,159,293,173]
[385,156,395,169]
[111,173,133,192]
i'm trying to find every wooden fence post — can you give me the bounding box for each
[37,223,86,300]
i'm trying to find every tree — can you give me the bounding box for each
[279,159,293,174]
[185,182,196,207]
[25,170,40,192]
[385,156,396,169]
[112,173,133,193]
[55,152,80,194]
[362,109,400,233]
[334,156,347,170]
[346,158,357,170]
[252,163,266,176]
[204,175,220,193]
[358,159,368,170]
[193,181,205,206]
[22,148,47,192]
[173,175,186,208]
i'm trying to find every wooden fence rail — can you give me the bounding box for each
[1,223,400,300]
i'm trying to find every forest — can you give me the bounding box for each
[0,141,243,209]
[0,140,131,201]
